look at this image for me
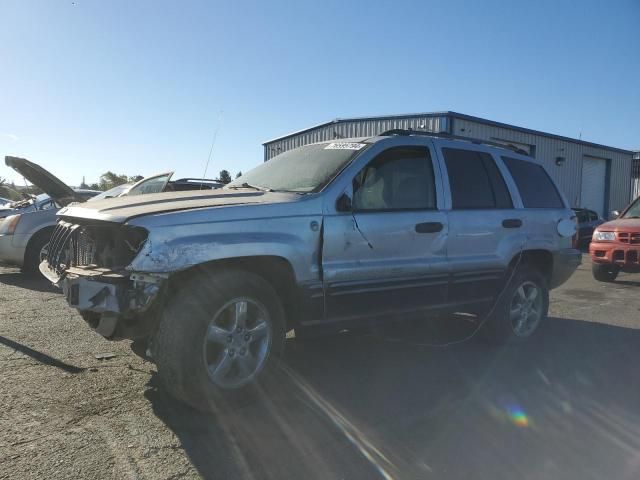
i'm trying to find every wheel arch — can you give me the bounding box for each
[508,249,553,284]
[168,255,300,331]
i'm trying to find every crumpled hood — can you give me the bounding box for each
[597,218,640,232]
[57,188,303,223]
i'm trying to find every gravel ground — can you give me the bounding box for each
[1,255,640,479]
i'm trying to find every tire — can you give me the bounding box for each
[480,265,549,345]
[23,228,53,275]
[152,269,286,411]
[592,263,619,283]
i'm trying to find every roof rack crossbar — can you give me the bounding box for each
[378,129,529,155]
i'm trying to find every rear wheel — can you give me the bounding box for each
[592,263,619,282]
[152,269,286,411]
[480,265,549,344]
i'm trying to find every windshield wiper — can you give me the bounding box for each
[228,182,273,192]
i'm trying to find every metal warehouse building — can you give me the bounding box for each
[263,111,637,216]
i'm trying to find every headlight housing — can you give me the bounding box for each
[0,214,22,235]
[593,231,616,241]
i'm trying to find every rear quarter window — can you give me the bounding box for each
[502,156,565,208]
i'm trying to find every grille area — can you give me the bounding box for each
[47,221,148,274]
[611,249,640,264]
[618,232,640,245]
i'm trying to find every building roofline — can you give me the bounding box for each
[263,110,635,155]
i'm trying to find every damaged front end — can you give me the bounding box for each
[40,221,166,339]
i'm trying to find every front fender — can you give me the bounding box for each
[127,230,320,283]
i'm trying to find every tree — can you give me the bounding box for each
[0,177,12,200]
[96,172,142,191]
[218,169,232,184]
[235,171,242,179]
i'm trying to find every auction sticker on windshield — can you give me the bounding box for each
[324,143,367,150]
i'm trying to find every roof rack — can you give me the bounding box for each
[173,178,223,184]
[378,129,529,155]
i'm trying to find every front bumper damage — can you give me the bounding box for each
[40,261,166,339]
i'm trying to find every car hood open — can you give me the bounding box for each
[5,156,85,206]
[57,188,303,223]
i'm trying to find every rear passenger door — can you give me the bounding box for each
[437,144,523,304]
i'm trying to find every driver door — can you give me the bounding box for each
[322,145,449,321]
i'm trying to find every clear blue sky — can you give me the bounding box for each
[1,0,638,187]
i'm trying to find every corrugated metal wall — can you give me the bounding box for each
[451,117,633,212]
[263,114,635,212]
[264,115,449,160]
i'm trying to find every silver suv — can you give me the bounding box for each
[41,131,580,410]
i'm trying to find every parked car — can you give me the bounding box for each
[0,157,224,273]
[0,157,102,272]
[85,174,223,201]
[0,197,12,206]
[40,131,580,411]
[572,207,605,247]
[589,196,640,282]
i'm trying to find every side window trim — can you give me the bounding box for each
[351,145,439,213]
[439,146,514,210]
[478,152,513,209]
[491,153,524,209]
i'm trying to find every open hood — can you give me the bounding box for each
[5,156,85,206]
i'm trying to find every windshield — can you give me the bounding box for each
[225,142,369,193]
[622,197,640,218]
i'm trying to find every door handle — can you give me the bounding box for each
[415,222,443,233]
[502,218,523,228]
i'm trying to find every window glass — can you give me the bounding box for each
[478,152,513,208]
[575,210,588,223]
[588,211,599,221]
[502,157,565,208]
[443,148,512,209]
[623,197,640,218]
[38,200,56,211]
[128,174,172,196]
[352,147,435,211]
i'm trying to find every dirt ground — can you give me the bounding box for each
[2,255,640,479]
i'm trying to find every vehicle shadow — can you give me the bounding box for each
[0,270,58,293]
[146,316,640,480]
[0,335,85,373]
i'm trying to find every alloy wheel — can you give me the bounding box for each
[203,298,272,389]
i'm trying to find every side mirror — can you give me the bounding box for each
[336,193,352,212]
[609,210,620,220]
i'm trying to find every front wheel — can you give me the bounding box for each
[23,229,52,275]
[592,263,619,282]
[480,265,549,344]
[152,270,286,411]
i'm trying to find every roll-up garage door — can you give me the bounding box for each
[580,157,606,217]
